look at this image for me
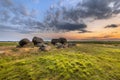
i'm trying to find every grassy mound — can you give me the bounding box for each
[0,43,120,80]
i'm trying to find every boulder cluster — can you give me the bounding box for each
[51,38,68,49]
[51,38,67,45]
[18,37,76,51]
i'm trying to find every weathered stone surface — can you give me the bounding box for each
[59,38,67,44]
[19,38,30,47]
[32,36,44,45]
[51,38,67,45]
[39,44,51,51]
[51,39,59,45]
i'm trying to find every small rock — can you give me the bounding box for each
[56,43,63,49]
[39,44,51,51]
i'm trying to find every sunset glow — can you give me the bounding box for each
[0,0,120,41]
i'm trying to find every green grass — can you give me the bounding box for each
[0,42,17,46]
[0,43,120,80]
[69,41,120,44]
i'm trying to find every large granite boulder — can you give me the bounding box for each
[51,38,67,45]
[51,39,59,45]
[32,36,44,46]
[59,38,67,44]
[19,38,30,47]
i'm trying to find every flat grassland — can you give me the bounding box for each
[0,41,120,80]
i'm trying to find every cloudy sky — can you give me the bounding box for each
[0,0,120,41]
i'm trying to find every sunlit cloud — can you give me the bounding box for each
[0,0,120,41]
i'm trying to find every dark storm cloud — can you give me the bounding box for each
[105,24,119,28]
[44,6,88,32]
[1,0,120,34]
[64,0,120,20]
[44,11,88,32]
[56,23,87,31]
[78,30,92,33]
[44,0,120,33]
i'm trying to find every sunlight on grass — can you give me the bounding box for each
[0,43,120,80]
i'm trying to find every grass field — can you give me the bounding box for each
[0,42,120,80]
